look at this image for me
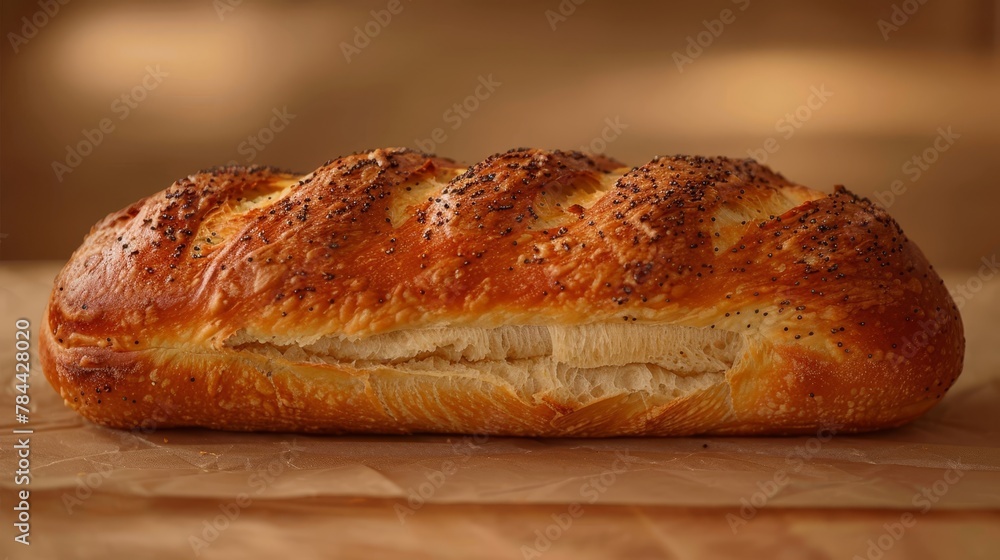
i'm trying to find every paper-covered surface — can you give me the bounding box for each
[1,262,998,559]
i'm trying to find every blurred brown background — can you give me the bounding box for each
[1,0,998,266]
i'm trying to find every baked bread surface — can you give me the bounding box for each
[40,148,965,435]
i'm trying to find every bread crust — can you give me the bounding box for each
[40,148,964,435]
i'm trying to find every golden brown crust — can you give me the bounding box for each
[40,148,964,435]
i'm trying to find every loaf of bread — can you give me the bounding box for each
[40,148,964,435]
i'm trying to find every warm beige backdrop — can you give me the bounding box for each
[2,0,998,266]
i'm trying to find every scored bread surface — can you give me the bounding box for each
[40,148,965,435]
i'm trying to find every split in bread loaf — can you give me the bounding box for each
[40,148,965,435]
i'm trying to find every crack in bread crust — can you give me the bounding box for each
[224,323,743,409]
